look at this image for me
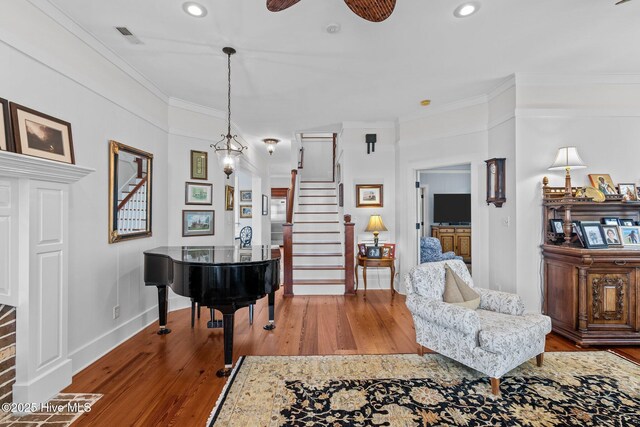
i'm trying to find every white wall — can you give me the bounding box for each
[397,103,490,291]
[340,123,396,290]
[514,75,640,312]
[300,140,333,181]
[0,1,168,373]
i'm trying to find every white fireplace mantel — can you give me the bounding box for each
[0,150,94,406]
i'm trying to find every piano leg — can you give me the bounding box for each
[190,299,195,328]
[263,291,276,331]
[217,312,235,377]
[208,308,223,328]
[157,286,171,335]
[249,304,254,325]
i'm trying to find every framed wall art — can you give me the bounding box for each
[225,185,235,211]
[240,205,252,218]
[10,103,74,164]
[0,97,11,151]
[182,210,214,237]
[356,184,383,208]
[190,150,208,180]
[339,183,344,207]
[588,174,616,195]
[240,190,252,203]
[185,182,212,205]
[262,194,268,216]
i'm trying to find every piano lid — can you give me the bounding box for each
[144,246,280,265]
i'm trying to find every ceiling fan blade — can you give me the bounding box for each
[344,0,396,22]
[267,0,302,12]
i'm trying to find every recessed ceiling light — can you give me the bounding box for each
[454,2,480,18]
[183,2,208,18]
[420,99,431,106]
[326,23,341,34]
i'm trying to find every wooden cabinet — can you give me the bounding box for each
[431,225,471,263]
[542,181,640,345]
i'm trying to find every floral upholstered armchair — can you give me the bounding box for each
[404,259,552,395]
[420,237,463,263]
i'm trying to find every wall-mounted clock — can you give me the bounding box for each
[485,158,506,207]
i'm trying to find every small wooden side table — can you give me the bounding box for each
[355,255,396,295]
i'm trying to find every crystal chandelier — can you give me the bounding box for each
[211,47,248,179]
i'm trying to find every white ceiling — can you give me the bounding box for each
[48,0,640,146]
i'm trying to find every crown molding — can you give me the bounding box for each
[398,125,488,147]
[168,98,227,120]
[487,75,516,101]
[27,0,169,104]
[399,94,488,123]
[516,73,640,86]
[515,107,640,118]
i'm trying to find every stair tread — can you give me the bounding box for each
[293,253,342,257]
[293,279,345,285]
[293,265,345,270]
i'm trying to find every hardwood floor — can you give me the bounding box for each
[66,290,639,426]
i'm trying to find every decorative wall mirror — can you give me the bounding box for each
[108,140,153,243]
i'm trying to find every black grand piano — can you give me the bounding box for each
[144,246,280,376]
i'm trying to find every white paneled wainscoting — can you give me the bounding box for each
[0,151,93,406]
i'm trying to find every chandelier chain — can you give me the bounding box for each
[227,50,232,140]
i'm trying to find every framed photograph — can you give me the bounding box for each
[339,183,344,207]
[366,246,382,259]
[588,174,617,195]
[240,190,252,202]
[602,225,623,247]
[225,185,234,211]
[240,205,252,218]
[618,218,635,227]
[262,194,268,216]
[356,184,383,208]
[620,226,640,246]
[549,219,564,234]
[185,182,212,205]
[190,150,208,180]
[579,221,608,249]
[239,253,253,262]
[10,103,74,164]
[358,243,367,257]
[0,97,11,151]
[182,210,214,237]
[572,222,585,247]
[601,217,620,226]
[381,243,396,259]
[618,183,638,201]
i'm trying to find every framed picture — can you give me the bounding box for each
[620,226,640,246]
[588,174,617,195]
[618,218,635,226]
[356,184,383,208]
[190,150,208,180]
[339,183,344,207]
[240,205,252,218]
[618,183,638,201]
[366,246,382,259]
[240,190,252,202]
[579,221,608,249]
[0,97,11,151]
[358,243,367,257]
[185,182,212,205]
[182,210,214,237]
[572,222,585,247]
[225,185,234,211]
[601,217,620,226]
[239,253,252,262]
[602,225,623,247]
[262,194,268,216]
[10,103,74,164]
[381,243,396,258]
[549,219,564,234]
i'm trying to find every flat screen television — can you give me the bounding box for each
[433,194,471,224]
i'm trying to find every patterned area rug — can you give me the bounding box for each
[208,352,639,426]
[0,393,102,426]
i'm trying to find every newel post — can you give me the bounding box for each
[344,214,355,296]
[283,223,294,297]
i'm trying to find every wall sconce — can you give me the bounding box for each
[263,138,280,156]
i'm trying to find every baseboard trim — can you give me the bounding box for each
[69,296,192,375]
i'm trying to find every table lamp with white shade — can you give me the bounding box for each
[365,215,387,247]
[548,146,587,197]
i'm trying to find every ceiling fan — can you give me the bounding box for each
[266,0,396,22]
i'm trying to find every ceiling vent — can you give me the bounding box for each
[115,27,143,45]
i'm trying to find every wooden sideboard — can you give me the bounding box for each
[431,225,471,263]
[542,180,640,346]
